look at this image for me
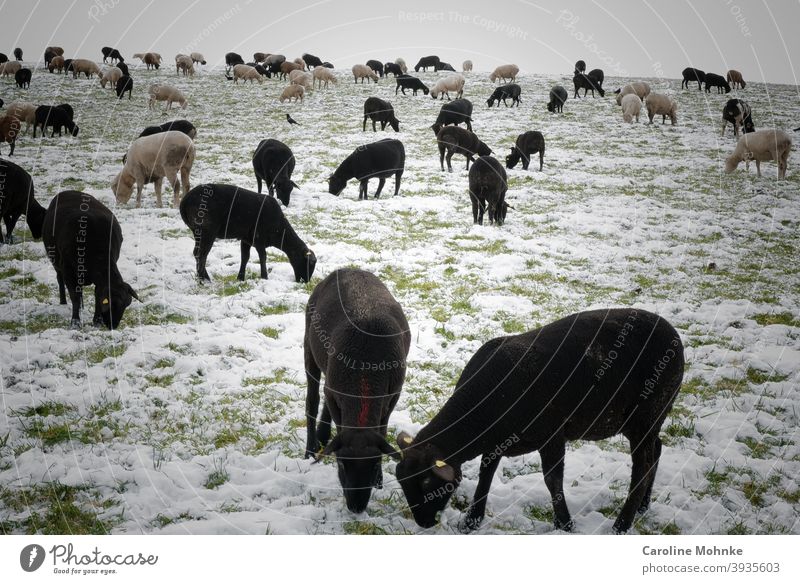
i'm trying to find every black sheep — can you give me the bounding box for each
[42,191,139,329]
[63,59,74,75]
[486,83,521,107]
[436,61,456,72]
[245,62,271,77]
[115,75,133,100]
[13,48,23,61]
[365,59,384,77]
[722,99,755,137]
[363,97,400,132]
[304,268,409,513]
[436,125,492,172]
[0,53,7,63]
[179,183,316,282]
[225,52,245,71]
[574,59,586,75]
[431,98,473,134]
[101,46,123,63]
[116,61,129,76]
[0,159,46,244]
[321,61,334,68]
[573,68,605,98]
[252,139,298,206]
[395,74,429,96]
[395,308,684,533]
[139,119,197,140]
[414,55,440,72]
[547,85,568,112]
[43,50,56,67]
[506,131,545,171]
[704,72,730,93]
[14,68,31,89]
[384,62,403,77]
[468,155,507,225]
[302,53,323,69]
[681,67,705,90]
[328,138,405,200]
[33,104,79,138]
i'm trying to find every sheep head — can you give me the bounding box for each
[111,171,136,204]
[291,248,316,283]
[98,281,139,330]
[724,154,740,173]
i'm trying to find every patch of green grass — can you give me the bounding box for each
[85,342,128,364]
[0,483,113,535]
[701,467,730,497]
[0,313,64,335]
[215,274,255,297]
[777,488,800,504]
[524,504,554,524]
[496,311,527,334]
[144,372,175,387]
[213,428,240,449]
[15,401,75,418]
[746,367,788,385]
[204,466,229,490]
[258,302,291,315]
[123,303,191,327]
[342,520,388,535]
[153,357,175,369]
[726,521,751,535]
[0,267,21,278]
[9,274,52,302]
[260,326,281,339]
[751,312,798,327]
[739,436,771,459]
[25,420,73,446]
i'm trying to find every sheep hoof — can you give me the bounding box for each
[69,319,82,330]
[4,235,15,244]
[612,519,631,534]
[554,517,574,532]
[458,515,482,533]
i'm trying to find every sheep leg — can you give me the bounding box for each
[373,119,378,132]
[374,178,386,199]
[316,401,332,448]
[460,453,502,532]
[304,349,322,458]
[57,272,67,304]
[393,170,403,197]
[755,160,761,177]
[255,245,269,279]
[638,437,662,513]
[65,277,82,328]
[135,182,144,208]
[469,192,480,224]
[154,178,164,208]
[168,174,181,208]
[180,167,190,200]
[539,150,544,171]
[614,433,657,533]
[438,144,446,172]
[359,179,369,200]
[194,236,214,281]
[3,215,19,242]
[362,115,367,132]
[540,439,573,531]
[237,241,251,281]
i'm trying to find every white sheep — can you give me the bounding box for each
[112,131,195,208]
[616,81,651,105]
[233,64,263,84]
[395,58,408,74]
[70,59,102,78]
[293,57,306,70]
[289,70,313,89]
[645,93,678,125]
[5,101,37,133]
[621,93,642,123]
[312,66,337,89]
[279,85,305,102]
[430,74,465,100]
[148,84,187,110]
[0,61,22,77]
[190,52,206,65]
[352,64,378,83]
[175,54,195,77]
[100,66,123,89]
[462,60,473,72]
[724,129,792,179]
[489,64,519,83]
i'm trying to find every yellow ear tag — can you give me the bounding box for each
[102,298,109,305]
[403,436,413,444]
[434,460,447,468]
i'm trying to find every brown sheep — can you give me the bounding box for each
[726,69,746,89]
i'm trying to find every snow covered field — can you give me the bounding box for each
[0,64,798,535]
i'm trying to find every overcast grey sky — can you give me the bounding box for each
[2,0,798,84]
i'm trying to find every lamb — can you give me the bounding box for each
[414,56,440,72]
[115,75,133,100]
[394,57,408,73]
[489,64,519,83]
[430,74,465,100]
[134,52,161,70]
[573,68,605,97]
[0,159,46,244]
[486,83,521,107]
[468,156,508,225]
[547,85,568,113]
[175,54,195,76]
[721,99,754,137]
[726,69,746,89]
[148,84,187,109]
[190,52,206,65]
[101,47,123,63]
[431,98,473,133]
[138,119,197,140]
[4,102,37,133]
[462,60,473,72]
[705,73,731,93]
[352,64,378,83]
[574,59,586,74]
[112,131,195,207]
[279,85,304,102]
[328,138,405,199]
[0,61,22,77]
[363,97,400,132]
[289,70,313,89]
[252,139,298,205]
[383,62,404,77]
[70,59,101,79]
[302,53,323,69]
[33,105,79,138]
[621,93,642,123]
[645,93,678,125]
[99,66,123,89]
[436,126,492,172]
[14,68,32,89]
[615,81,650,105]
[224,52,245,69]
[0,114,21,155]
[395,308,684,533]
[724,129,792,179]
[304,268,409,513]
[279,61,303,80]
[233,64,264,84]
[436,62,456,72]
[179,183,316,282]
[366,59,384,77]
[48,55,65,73]
[42,191,139,329]
[312,66,337,89]
[681,67,705,90]
[506,131,545,171]
[395,74,429,96]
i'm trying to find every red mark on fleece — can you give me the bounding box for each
[358,377,370,427]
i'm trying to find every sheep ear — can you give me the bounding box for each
[127,284,140,301]
[290,181,299,190]
[314,434,343,463]
[431,460,456,482]
[377,436,402,461]
[397,431,414,450]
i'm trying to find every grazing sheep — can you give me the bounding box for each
[112,131,195,207]
[135,52,161,70]
[175,54,195,76]
[468,156,508,225]
[99,66,123,89]
[436,125,492,172]
[264,53,286,75]
[395,74,429,96]
[43,49,56,68]
[289,70,313,89]
[363,97,400,132]
[431,98,474,133]
[63,59,74,75]
[279,84,305,102]
[462,60,473,72]
[302,53,323,69]
[436,61,456,72]
[116,61,129,76]
[44,46,64,64]
[414,56,440,72]
[352,63,379,83]
[115,75,133,100]
[384,62,404,77]
[0,53,6,63]
[328,138,405,199]
[395,57,408,73]
[14,68,32,89]
[48,55,65,73]
[489,64,519,83]
[0,114,22,155]
[615,81,650,105]
[681,67,705,90]
[645,93,678,125]
[724,129,792,179]
[279,61,303,80]
[148,84,187,110]
[430,74,465,100]
[252,139,298,205]
[293,57,307,70]
[547,85,568,113]
[486,83,521,107]
[366,59,384,77]
[101,46,123,63]
[13,48,23,61]
[574,59,586,74]
[253,52,269,63]
[0,61,22,77]
[70,59,101,79]
[0,159,45,244]
[621,93,642,123]
[304,268,409,512]
[323,62,335,68]
[395,308,684,533]
[573,68,605,97]
[5,102,37,134]
[33,105,79,137]
[722,99,755,137]
[225,52,245,69]
[727,69,746,89]
[42,191,139,329]
[139,119,197,140]
[312,66,337,89]
[179,183,316,282]
[245,62,270,77]
[705,73,730,93]
[506,131,545,171]
[233,64,264,84]
[190,52,206,65]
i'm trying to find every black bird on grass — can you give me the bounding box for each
[286,114,300,125]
